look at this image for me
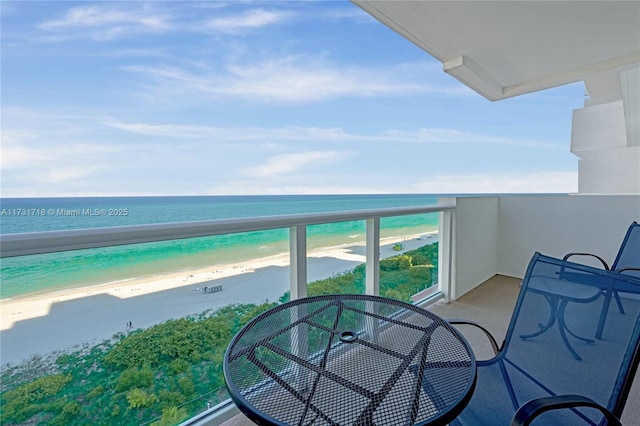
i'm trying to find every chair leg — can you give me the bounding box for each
[557,299,594,361]
[521,296,594,361]
[520,295,557,340]
[613,290,625,314]
[596,282,624,340]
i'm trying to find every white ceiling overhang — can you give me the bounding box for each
[351,1,640,101]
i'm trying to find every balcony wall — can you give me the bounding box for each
[450,194,640,299]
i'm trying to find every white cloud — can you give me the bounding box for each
[107,121,560,149]
[1,125,120,193]
[205,171,578,196]
[0,130,51,168]
[204,9,295,33]
[124,57,467,103]
[319,7,378,23]
[38,4,172,40]
[240,151,345,177]
[1,138,114,169]
[378,128,563,149]
[414,171,579,194]
[95,48,170,58]
[33,4,310,42]
[106,121,351,142]
[1,152,110,194]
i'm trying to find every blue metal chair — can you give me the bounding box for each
[563,222,639,275]
[563,221,640,339]
[442,253,640,426]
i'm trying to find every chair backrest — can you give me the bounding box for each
[500,253,640,423]
[612,221,640,277]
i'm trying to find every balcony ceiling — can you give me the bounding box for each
[352,1,640,101]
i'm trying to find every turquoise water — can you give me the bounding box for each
[0,195,440,299]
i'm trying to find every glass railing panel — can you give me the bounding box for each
[303,219,367,298]
[377,213,440,304]
[0,229,291,302]
[0,231,296,426]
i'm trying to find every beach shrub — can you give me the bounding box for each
[86,385,104,400]
[178,377,195,396]
[410,253,428,266]
[62,400,81,416]
[158,390,187,408]
[308,270,363,296]
[380,271,415,302]
[116,366,153,392]
[126,388,157,408]
[279,292,291,303]
[151,406,190,426]
[409,265,433,285]
[382,288,405,301]
[379,257,397,271]
[55,354,73,366]
[239,302,278,324]
[1,373,71,422]
[110,403,121,417]
[48,400,82,426]
[104,304,273,370]
[398,255,412,269]
[168,358,189,375]
[5,373,71,402]
[380,255,412,271]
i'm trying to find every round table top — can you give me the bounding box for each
[224,294,476,426]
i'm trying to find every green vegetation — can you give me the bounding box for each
[1,243,437,426]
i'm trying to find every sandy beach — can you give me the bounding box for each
[0,232,437,367]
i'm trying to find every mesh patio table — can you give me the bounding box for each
[224,294,476,426]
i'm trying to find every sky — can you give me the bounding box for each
[1,1,586,197]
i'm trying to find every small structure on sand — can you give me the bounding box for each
[203,285,223,294]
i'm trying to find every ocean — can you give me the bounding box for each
[0,195,441,300]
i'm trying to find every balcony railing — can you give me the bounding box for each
[0,202,456,300]
[0,201,455,426]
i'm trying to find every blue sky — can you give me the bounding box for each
[1,1,584,197]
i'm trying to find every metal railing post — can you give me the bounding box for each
[438,198,456,302]
[290,225,307,300]
[365,217,380,296]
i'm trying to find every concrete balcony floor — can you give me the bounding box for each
[221,275,639,426]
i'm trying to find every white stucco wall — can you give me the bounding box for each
[451,194,640,299]
[449,196,499,299]
[496,194,640,278]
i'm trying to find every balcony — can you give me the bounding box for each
[1,194,638,425]
[218,274,640,426]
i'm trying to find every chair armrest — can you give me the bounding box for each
[562,253,610,270]
[446,319,500,355]
[511,395,622,426]
[617,267,640,274]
